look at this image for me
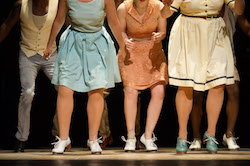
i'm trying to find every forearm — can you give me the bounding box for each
[158,31,166,41]
[0,23,12,43]
[109,22,125,49]
[122,32,129,42]
[0,2,20,43]
[47,0,68,48]
[47,18,65,48]
[161,6,173,18]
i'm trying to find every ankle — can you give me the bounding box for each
[144,132,152,139]
[89,136,98,141]
[59,136,68,141]
[206,130,215,137]
[178,135,187,140]
[226,131,233,138]
[127,129,135,139]
[178,131,187,140]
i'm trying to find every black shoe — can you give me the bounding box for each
[14,139,26,152]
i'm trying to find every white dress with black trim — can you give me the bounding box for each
[168,0,235,91]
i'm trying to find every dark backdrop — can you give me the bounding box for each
[0,0,250,150]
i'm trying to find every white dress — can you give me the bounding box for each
[168,0,235,91]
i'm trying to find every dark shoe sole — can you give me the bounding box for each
[125,150,135,152]
[52,152,64,155]
[207,150,217,154]
[146,150,157,152]
[176,151,187,154]
[190,148,201,151]
[92,152,102,154]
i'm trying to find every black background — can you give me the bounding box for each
[0,0,250,150]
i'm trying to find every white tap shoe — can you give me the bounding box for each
[140,133,158,152]
[52,136,71,155]
[223,133,240,150]
[87,137,103,154]
[189,138,202,150]
[121,136,136,152]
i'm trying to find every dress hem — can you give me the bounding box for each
[51,81,120,93]
[169,76,234,91]
[123,79,168,90]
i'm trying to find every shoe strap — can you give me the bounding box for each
[179,139,191,146]
[51,136,62,148]
[152,133,158,142]
[205,136,219,145]
[121,136,128,142]
[227,132,239,141]
[89,137,103,144]
[121,136,136,143]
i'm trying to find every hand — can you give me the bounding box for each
[151,32,162,43]
[43,47,52,60]
[125,38,135,51]
[162,0,173,7]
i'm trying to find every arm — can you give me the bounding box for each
[228,0,245,15]
[0,0,21,43]
[115,0,123,9]
[161,0,174,18]
[43,0,68,59]
[152,3,167,43]
[117,3,135,51]
[237,14,250,38]
[105,0,125,52]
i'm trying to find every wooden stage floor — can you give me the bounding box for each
[0,148,250,166]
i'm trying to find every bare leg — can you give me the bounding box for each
[190,91,204,139]
[124,87,139,138]
[57,86,74,140]
[176,87,193,140]
[206,85,225,136]
[87,89,104,141]
[135,93,141,137]
[225,83,240,137]
[99,94,111,139]
[144,83,165,139]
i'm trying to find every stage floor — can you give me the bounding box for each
[0,148,250,160]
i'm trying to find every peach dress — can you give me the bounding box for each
[118,0,168,90]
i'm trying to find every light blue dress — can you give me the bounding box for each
[52,0,121,92]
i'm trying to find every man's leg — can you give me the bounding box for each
[15,52,41,152]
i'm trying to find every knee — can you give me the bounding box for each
[124,87,138,97]
[226,84,240,100]
[211,85,225,94]
[58,86,74,98]
[178,87,193,99]
[21,88,35,102]
[151,86,165,100]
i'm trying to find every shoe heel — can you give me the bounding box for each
[52,152,64,155]
[92,151,102,154]
[176,150,187,154]
[66,144,71,150]
[207,149,217,154]
[203,139,206,144]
